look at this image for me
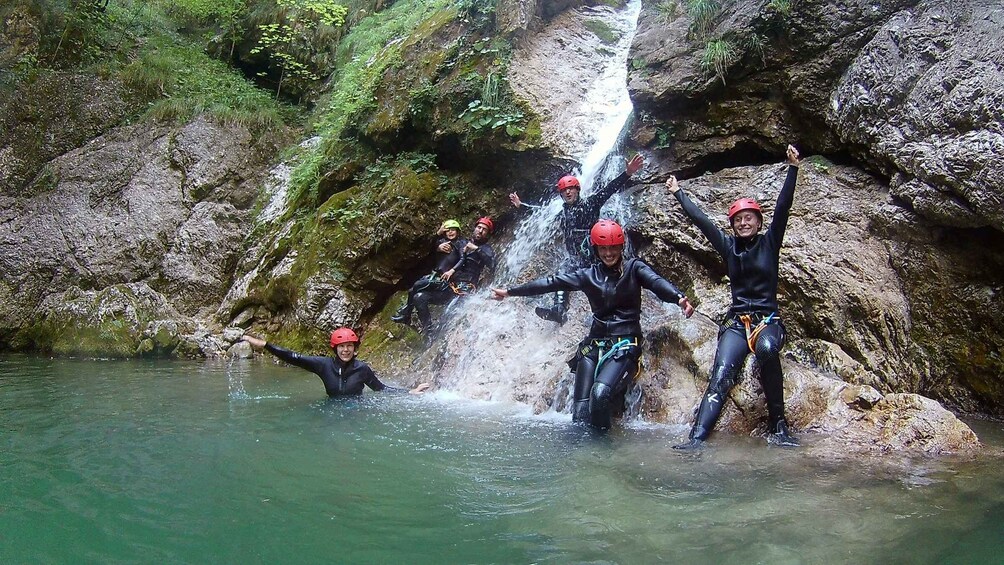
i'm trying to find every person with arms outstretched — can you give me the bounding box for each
[242,328,430,396]
[509,155,644,323]
[667,144,802,448]
[491,219,694,429]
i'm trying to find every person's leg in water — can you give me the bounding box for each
[588,344,641,430]
[754,323,798,446]
[674,328,748,449]
[571,350,596,423]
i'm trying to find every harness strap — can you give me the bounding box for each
[594,338,636,381]
[449,281,476,296]
[739,312,775,353]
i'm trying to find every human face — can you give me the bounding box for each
[731,210,762,239]
[335,342,356,362]
[445,227,459,240]
[473,222,490,243]
[596,244,623,268]
[560,187,580,205]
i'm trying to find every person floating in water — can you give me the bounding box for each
[491,219,694,429]
[242,328,430,396]
[509,154,644,324]
[406,217,496,337]
[667,144,802,449]
[391,219,468,327]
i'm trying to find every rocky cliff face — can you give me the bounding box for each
[623,0,1003,416]
[0,116,274,356]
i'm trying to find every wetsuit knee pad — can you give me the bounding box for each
[591,382,612,405]
[754,334,782,361]
[589,382,613,429]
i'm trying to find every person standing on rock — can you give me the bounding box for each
[391,219,468,327]
[242,329,430,396]
[490,219,694,430]
[409,217,496,337]
[666,144,801,448]
[508,154,644,324]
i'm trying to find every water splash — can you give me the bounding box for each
[417,1,643,414]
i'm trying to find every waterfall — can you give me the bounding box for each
[417,1,643,414]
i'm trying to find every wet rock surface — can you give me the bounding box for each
[0,116,271,355]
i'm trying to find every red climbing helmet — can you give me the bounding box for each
[556,175,580,192]
[476,216,494,232]
[590,219,625,246]
[727,198,762,220]
[330,327,360,348]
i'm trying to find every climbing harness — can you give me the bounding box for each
[449,281,476,296]
[738,312,775,353]
[579,337,639,382]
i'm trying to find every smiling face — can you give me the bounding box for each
[731,210,763,239]
[596,244,623,268]
[335,342,356,362]
[444,227,459,241]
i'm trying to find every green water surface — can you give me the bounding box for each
[1,355,1002,564]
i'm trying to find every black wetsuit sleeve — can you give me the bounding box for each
[765,165,798,247]
[674,190,730,257]
[591,172,631,209]
[508,269,583,296]
[635,260,686,304]
[264,343,329,376]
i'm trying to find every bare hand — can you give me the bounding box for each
[509,192,522,208]
[625,153,644,176]
[665,175,680,194]
[786,144,800,166]
[490,288,508,301]
[463,242,478,253]
[679,297,695,318]
[441,269,455,281]
[437,242,452,253]
[410,383,431,394]
[242,335,266,349]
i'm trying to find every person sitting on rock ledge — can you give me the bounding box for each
[491,219,694,430]
[242,329,430,397]
[391,219,468,327]
[508,154,644,324]
[666,144,802,449]
[397,217,496,338]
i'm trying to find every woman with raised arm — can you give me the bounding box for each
[667,144,801,448]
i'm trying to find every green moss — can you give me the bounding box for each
[285,0,455,208]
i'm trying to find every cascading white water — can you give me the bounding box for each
[421,1,643,413]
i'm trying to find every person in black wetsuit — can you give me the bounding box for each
[391,219,468,327]
[667,144,801,449]
[509,154,644,324]
[241,328,430,396]
[411,217,496,336]
[491,219,694,429]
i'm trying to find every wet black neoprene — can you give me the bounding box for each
[264,343,400,396]
[507,257,686,428]
[673,164,798,441]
